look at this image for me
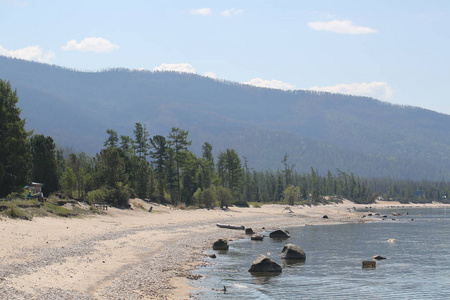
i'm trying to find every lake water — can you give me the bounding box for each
[192,207,450,299]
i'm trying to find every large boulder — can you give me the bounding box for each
[248,255,282,273]
[269,229,290,238]
[212,239,229,250]
[281,244,306,259]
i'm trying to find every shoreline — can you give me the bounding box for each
[0,199,447,299]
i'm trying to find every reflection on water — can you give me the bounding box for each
[193,207,450,299]
[281,258,306,267]
[250,272,282,285]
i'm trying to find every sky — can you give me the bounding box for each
[1,0,449,115]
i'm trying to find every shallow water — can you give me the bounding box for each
[193,207,450,299]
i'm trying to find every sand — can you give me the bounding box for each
[0,199,446,299]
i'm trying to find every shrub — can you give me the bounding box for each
[248,202,262,208]
[86,188,109,205]
[233,200,249,207]
[43,203,77,217]
[5,205,32,220]
[86,183,131,208]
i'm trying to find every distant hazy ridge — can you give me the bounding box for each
[1,56,449,180]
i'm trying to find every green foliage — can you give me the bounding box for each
[202,186,217,208]
[233,200,249,207]
[86,183,131,207]
[30,134,59,195]
[86,188,108,204]
[168,127,192,205]
[217,149,242,195]
[216,185,233,208]
[94,147,128,188]
[283,184,300,206]
[248,202,262,208]
[150,135,168,201]
[43,202,77,217]
[0,80,31,197]
[4,204,31,220]
[104,129,119,148]
[60,166,76,198]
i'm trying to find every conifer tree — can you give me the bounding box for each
[0,80,30,197]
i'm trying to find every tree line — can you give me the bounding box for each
[1,79,450,207]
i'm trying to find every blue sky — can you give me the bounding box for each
[1,0,449,115]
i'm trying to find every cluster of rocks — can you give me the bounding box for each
[212,228,305,274]
[212,226,388,275]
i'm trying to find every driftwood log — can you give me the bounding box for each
[216,224,245,230]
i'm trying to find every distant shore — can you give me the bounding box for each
[0,199,447,299]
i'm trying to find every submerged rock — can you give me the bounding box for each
[372,255,386,260]
[248,255,282,273]
[251,234,264,241]
[281,244,306,259]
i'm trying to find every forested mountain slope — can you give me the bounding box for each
[1,56,449,180]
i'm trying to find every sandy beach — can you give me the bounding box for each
[0,199,445,299]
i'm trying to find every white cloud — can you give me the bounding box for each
[243,78,295,90]
[190,8,211,16]
[221,8,244,17]
[0,45,54,63]
[203,72,216,79]
[309,82,393,101]
[308,20,377,34]
[61,37,119,53]
[153,63,196,74]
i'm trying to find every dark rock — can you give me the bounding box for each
[209,254,217,259]
[372,255,386,260]
[269,229,290,238]
[248,255,282,273]
[281,243,306,259]
[213,239,229,250]
[323,215,329,219]
[245,228,255,234]
[251,234,264,241]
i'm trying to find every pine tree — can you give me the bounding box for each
[0,80,31,197]
[30,134,59,195]
[168,127,191,204]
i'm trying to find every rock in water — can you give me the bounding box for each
[251,234,264,241]
[281,244,306,259]
[213,239,229,250]
[269,229,290,238]
[372,255,386,260]
[245,228,255,234]
[248,255,282,273]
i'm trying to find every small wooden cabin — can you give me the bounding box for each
[25,182,44,194]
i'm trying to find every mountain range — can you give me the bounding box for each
[1,55,449,180]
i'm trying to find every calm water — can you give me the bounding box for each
[193,207,450,299]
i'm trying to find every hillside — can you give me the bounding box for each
[1,56,449,180]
